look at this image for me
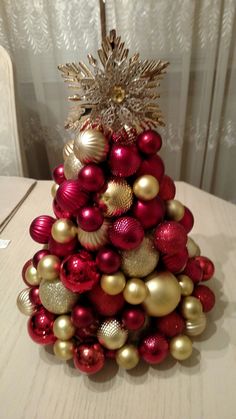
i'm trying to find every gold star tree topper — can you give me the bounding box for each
[58,29,169,132]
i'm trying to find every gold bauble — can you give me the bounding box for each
[74,129,108,164]
[185,313,207,337]
[187,237,201,258]
[133,175,159,201]
[53,315,75,340]
[170,335,193,360]
[99,179,133,217]
[39,278,78,314]
[64,153,83,180]
[166,200,185,221]
[51,219,77,244]
[101,271,126,295]
[25,263,41,286]
[51,182,59,198]
[123,278,148,305]
[121,235,159,278]
[17,288,37,316]
[77,219,110,250]
[181,296,203,320]
[37,255,61,280]
[177,274,194,296]
[97,319,128,350]
[143,271,181,317]
[116,344,140,369]
[53,339,74,361]
[63,139,74,160]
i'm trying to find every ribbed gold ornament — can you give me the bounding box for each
[185,313,207,336]
[39,278,78,314]
[98,179,133,217]
[97,319,128,350]
[17,288,37,316]
[77,219,110,250]
[63,139,74,160]
[74,129,108,164]
[64,152,83,180]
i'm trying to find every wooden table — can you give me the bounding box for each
[1,181,236,419]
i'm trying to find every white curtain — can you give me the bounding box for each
[0,0,235,202]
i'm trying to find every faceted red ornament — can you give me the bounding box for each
[137,130,162,155]
[60,251,100,293]
[156,312,185,337]
[96,246,121,274]
[183,258,203,283]
[139,333,169,364]
[29,287,41,306]
[77,206,104,232]
[109,144,141,177]
[75,319,100,340]
[27,308,56,345]
[88,284,125,316]
[22,259,33,286]
[56,180,89,213]
[74,341,105,374]
[122,307,146,331]
[52,198,72,219]
[179,206,194,233]
[29,215,55,244]
[48,236,77,258]
[71,305,94,328]
[193,284,215,312]
[132,197,165,229]
[109,216,144,250]
[52,164,66,185]
[78,163,105,192]
[137,154,165,182]
[162,247,188,273]
[32,249,50,268]
[194,256,215,281]
[154,221,187,254]
[158,175,176,201]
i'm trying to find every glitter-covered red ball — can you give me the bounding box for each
[154,221,187,254]
[139,333,169,364]
[156,311,185,337]
[109,216,144,250]
[195,256,215,281]
[193,284,215,312]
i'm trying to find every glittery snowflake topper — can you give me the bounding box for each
[58,29,169,131]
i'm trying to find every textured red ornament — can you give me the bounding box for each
[78,163,105,192]
[52,198,73,219]
[29,287,41,306]
[75,319,100,340]
[193,284,215,312]
[88,284,125,316]
[71,305,94,328]
[29,215,55,244]
[132,197,165,230]
[77,206,104,232]
[109,216,144,250]
[27,308,56,345]
[154,221,188,254]
[139,333,169,364]
[137,154,165,182]
[74,341,105,374]
[195,256,215,281]
[109,144,141,177]
[156,312,185,337]
[32,249,50,268]
[162,247,188,273]
[56,180,89,213]
[179,206,194,233]
[122,307,146,331]
[96,246,121,274]
[183,258,203,283]
[48,236,77,258]
[158,175,176,201]
[137,130,162,155]
[52,164,66,185]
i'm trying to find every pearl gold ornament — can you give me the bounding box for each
[77,219,110,250]
[51,219,77,244]
[165,200,185,221]
[39,278,78,314]
[63,139,74,160]
[181,296,203,320]
[98,178,133,217]
[37,255,61,280]
[133,175,159,201]
[51,182,59,198]
[177,274,194,296]
[123,278,148,305]
[97,318,128,350]
[101,271,126,295]
[187,237,201,258]
[25,263,41,286]
[64,153,84,180]
[170,335,193,360]
[53,339,74,360]
[74,129,108,164]
[53,315,75,340]
[116,344,140,369]
[143,271,181,317]
[185,313,207,337]
[17,288,37,316]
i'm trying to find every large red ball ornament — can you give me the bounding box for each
[139,333,169,364]
[52,198,72,219]
[77,206,104,232]
[32,249,50,268]
[48,236,77,258]
[122,307,146,331]
[71,305,94,328]
[56,180,88,213]
[96,246,121,274]
[156,311,185,337]
[162,247,188,273]
[154,221,188,254]
[88,284,125,316]
[29,215,55,244]
[74,341,105,374]
[179,206,194,233]
[195,256,215,281]
[109,216,144,250]
[52,164,66,185]
[158,175,176,201]
[183,258,203,283]
[29,287,41,306]
[27,308,56,345]
[132,197,165,229]
[78,163,105,192]
[137,154,165,182]
[137,130,162,155]
[109,144,141,177]
[193,284,215,312]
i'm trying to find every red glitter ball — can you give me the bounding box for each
[162,247,188,273]
[154,221,187,254]
[158,175,176,200]
[109,216,144,250]
[139,333,169,364]
[193,284,215,312]
[156,312,185,337]
[183,258,203,283]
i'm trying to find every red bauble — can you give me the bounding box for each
[109,216,144,250]
[139,333,169,364]
[183,258,203,283]
[77,206,104,232]
[179,206,194,233]
[52,164,65,185]
[32,249,50,268]
[158,175,176,201]
[154,221,188,254]
[75,319,100,340]
[132,197,165,230]
[22,259,33,286]
[27,308,56,345]
[162,247,188,273]
[137,130,162,155]
[88,284,125,316]
[137,154,165,182]
[74,341,105,374]
[56,180,88,214]
[48,236,77,258]
[71,305,94,328]
[29,215,55,244]
[195,256,215,281]
[29,287,41,306]
[109,144,141,177]
[193,284,215,312]
[52,198,72,219]
[122,307,146,331]
[96,246,121,274]
[60,251,100,293]
[78,163,105,192]
[156,312,185,337]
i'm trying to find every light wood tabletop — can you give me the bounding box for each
[1,180,236,419]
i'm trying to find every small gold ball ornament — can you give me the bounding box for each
[53,339,74,361]
[63,139,74,160]
[101,271,126,295]
[133,175,159,201]
[37,255,61,280]
[77,219,110,250]
[181,296,203,320]
[187,237,201,258]
[51,182,59,198]
[166,200,185,221]
[17,288,37,316]
[185,313,207,337]
[116,344,140,369]
[53,315,75,340]
[99,178,133,217]
[170,335,193,361]
[74,129,108,164]
[123,278,148,305]
[97,319,128,350]
[177,274,194,296]
[25,263,41,286]
[51,219,77,244]
[39,278,78,314]
[64,152,83,180]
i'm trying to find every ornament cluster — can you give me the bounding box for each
[17,125,216,374]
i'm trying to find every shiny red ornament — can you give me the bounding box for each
[139,333,169,364]
[122,307,146,331]
[154,221,187,254]
[52,164,66,185]
[29,287,41,306]
[52,198,72,219]
[137,130,162,155]
[29,215,55,244]
[88,284,125,316]
[156,312,185,337]
[32,249,50,268]
[75,319,100,340]
[158,175,176,201]
[132,197,165,230]
[71,305,94,329]
[195,256,215,281]
[22,259,33,286]
[78,163,105,192]
[162,247,188,273]
[179,206,194,233]
[137,154,165,182]
[183,258,203,283]
[109,144,141,177]
[109,216,144,250]
[74,341,105,374]
[56,180,88,214]
[77,206,104,232]
[48,236,77,258]
[193,284,215,312]
[96,246,121,274]
[27,308,56,345]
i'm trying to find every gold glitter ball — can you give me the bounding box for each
[97,319,128,350]
[98,178,133,217]
[39,278,78,314]
[17,288,37,316]
[121,235,159,277]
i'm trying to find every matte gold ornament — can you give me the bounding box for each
[187,237,201,258]
[25,263,41,286]
[39,278,78,314]
[53,315,75,340]
[123,278,148,305]
[99,178,133,217]
[166,200,185,221]
[74,129,108,164]
[53,339,74,361]
[51,182,59,198]
[116,344,140,369]
[177,274,194,296]
[121,235,159,278]
[37,255,61,280]
[133,175,159,201]
[185,313,207,337]
[101,271,126,295]
[181,296,203,320]
[64,152,83,180]
[63,139,74,160]
[143,271,181,317]
[77,219,110,250]
[51,219,77,243]
[97,319,128,350]
[170,335,193,361]
[17,288,37,316]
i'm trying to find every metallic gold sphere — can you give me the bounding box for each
[116,344,140,369]
[25,263,41,286]
[53,339,74,361]
[143,271,181,317]
[17,288,37,316]
[121,235,159,278]
[51,182,59,198]
[53,315,75,340]
[133,175,159,201]
[39,278,78,314]
[185,313,207,337]
[123,278,148,305]
[177,274,194,296]
[37,255,61,280]
[170,335,193,361]
[77,219,110,250]
[187,237,201,258]
[101,271,126,295]
[64,152,84,180]
[63,139,74,160]
[181,296,203,320]
[166,200,185,221]
[51,219,77,244]
[74,129,108,164]
[97,319,128,350]
[99,178,133,217]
